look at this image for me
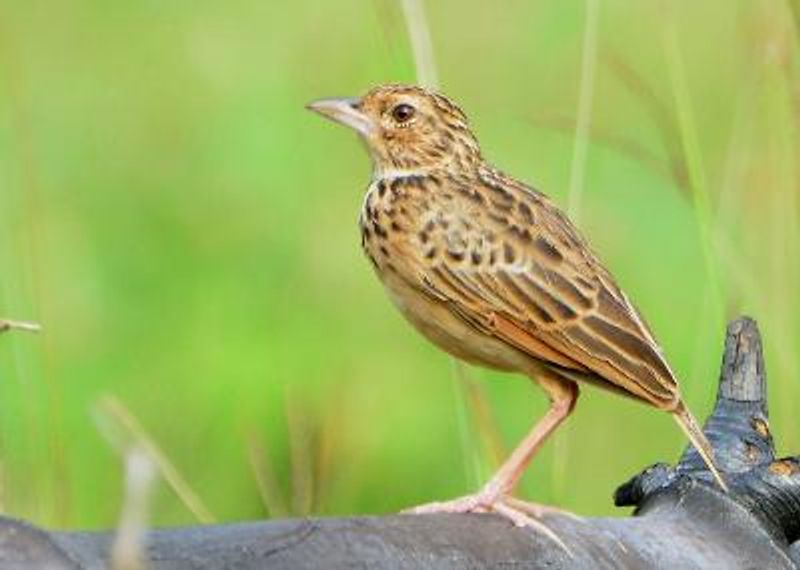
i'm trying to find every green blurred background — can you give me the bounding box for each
[0,0,797,530]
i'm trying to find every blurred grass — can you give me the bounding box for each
[0,0,797,529]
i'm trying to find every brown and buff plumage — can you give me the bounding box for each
[307,84,727,529]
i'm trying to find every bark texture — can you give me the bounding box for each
[1,317,798,569]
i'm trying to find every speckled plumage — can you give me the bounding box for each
[360,162,681,405]
[308,84,727,529]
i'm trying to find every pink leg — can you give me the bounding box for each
[482,373,578,500]
[406,372,579,523]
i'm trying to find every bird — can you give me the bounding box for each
[306,84,727,527]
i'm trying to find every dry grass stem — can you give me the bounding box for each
[566,0,600,222]
[94,395,215,524]
[286,393,314,516]
[110,448,156,570]
[400,0,439,88]
[245,430,290,518]
[0,319,41,334]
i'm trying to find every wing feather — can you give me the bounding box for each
[415,169,679,408]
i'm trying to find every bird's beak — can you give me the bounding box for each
[306,97,373,137]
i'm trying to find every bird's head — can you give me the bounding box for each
[307,84,481,176]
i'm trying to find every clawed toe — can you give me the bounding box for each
[492,500,571,553]
[403,493,572,554]
[503,496,583,522]
[402,494,488,515]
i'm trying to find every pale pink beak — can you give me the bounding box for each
[306,97,374,137]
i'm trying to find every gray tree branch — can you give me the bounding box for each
[1,317,798,569]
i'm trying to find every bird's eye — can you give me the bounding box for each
[391,103,416,123]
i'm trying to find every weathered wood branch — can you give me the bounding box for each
[1,317,799,569]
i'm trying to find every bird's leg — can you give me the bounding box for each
[480,374,578,504]
[406,372,579,526]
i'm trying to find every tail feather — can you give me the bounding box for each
[672,403,729,492]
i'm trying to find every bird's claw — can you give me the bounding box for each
[403,493,573,554]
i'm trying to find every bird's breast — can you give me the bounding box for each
[358,175,430,274]
[356,174,533,372]
[359,174,506,276]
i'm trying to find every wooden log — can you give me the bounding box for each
[1,317,798,569]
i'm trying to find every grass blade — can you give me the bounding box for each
[400,0,439,88]
[566,0,601,222]
[110,447,156,570]
[94,395,215,524]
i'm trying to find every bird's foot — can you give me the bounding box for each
[502,496,584,522]
[403,492,573,553]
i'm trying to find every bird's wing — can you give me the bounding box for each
[414,170,679,408]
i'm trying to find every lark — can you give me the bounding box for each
[307,84,727,527]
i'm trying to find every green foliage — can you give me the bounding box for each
[0,0,797,528]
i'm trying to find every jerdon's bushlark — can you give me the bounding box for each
[307,84,727,526]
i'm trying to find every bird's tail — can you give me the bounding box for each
[671,403,729,492]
